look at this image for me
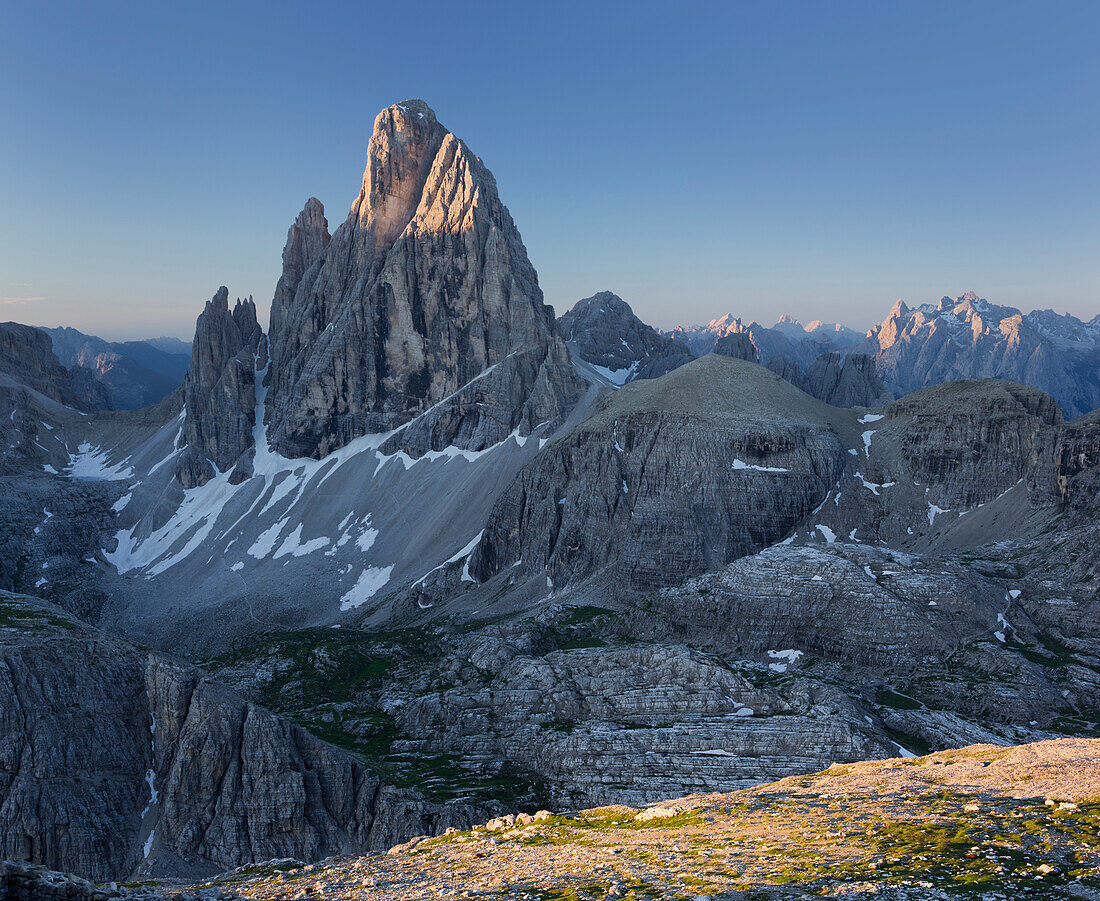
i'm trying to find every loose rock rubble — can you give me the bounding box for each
[161,738,1100,900]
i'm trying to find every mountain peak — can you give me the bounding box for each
[391,98,436,118]
[260,98,580,460]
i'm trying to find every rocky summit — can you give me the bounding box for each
[262,99,583,462]
[0,97,1099,900]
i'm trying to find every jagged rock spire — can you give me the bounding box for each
[269,197,330,344]
[178,287,262,488]
[263,99,582,459]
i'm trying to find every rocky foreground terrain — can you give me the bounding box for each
[14,736,1100,900]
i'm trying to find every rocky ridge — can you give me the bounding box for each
[470,355,861,590]
[0,592,487,883]
[863,293,1100,417]
[165,737,1100,900]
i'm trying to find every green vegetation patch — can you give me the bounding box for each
[0,594,80,632]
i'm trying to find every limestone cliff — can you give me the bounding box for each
[0,592,480,883]
[177,288,262,488]
[263,99,583,460]
[470,356,859,589]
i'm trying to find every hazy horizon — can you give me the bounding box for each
[3,1,1098,341]
[6,288,1095,347]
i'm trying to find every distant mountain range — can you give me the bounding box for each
[43,327,190,410]
[656,293,1100,417]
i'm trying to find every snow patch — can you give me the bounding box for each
[592,360,639,386]
[853,471,895,496]
[927,502,950,526]
[67,443,134,481]
[247,518,289,560]
[815,524,837,543]
[732,458,789,473]
[140,718,158,858]
[339,565,395,611]
[767,648,803,673]
[273,523,330,559]
[412,531,484,588]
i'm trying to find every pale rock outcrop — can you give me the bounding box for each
[177,288,262,488]
[863,293,1100,417]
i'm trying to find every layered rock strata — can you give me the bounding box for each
[0,593,478,883]
[471,356,859,589]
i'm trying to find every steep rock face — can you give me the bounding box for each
[0,323,100,411]
[801,352,889,407]
[884,379,1062,508]
[864,293,1100,417]
[792,379,1068,550]
[557,291,693,383]
[268,197,330,347]
[1052,410,1100,514]
[395,642,894,808]
[0,593,476,883]
[712,332,758,362]
[67,365,115,411]
[470,356,858,590]
[177,288,262,488]
[764,352,803,388]
[264,99,583,460]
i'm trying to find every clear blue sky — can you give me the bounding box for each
[2,0,1097,340]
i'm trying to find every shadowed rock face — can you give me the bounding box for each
[269,197,330,349]
[0,593,481,883]
[764,352,803,388]
[557,291,694,382]
[713,332,758,362]
[1055,410,1100,513]
[801,352,890,408]
[263,99,582,460]
[0,323,110,412]
[471,356,858,590]
[177,288,263,488]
